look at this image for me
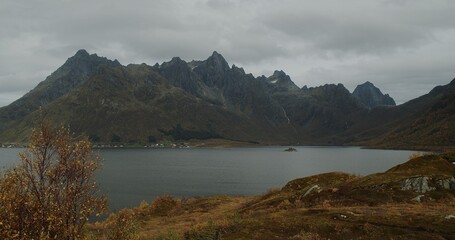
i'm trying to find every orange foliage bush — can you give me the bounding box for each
[150,195,180,216]
[0,122,107,239]
[105,209,138,240]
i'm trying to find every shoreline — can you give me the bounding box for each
[1,139,452,152]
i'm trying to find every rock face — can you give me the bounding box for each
[303,185,322,197]
[437,177,455,190]
[401,177,455,193]
[401,177,435,193]
[352,81,396,109]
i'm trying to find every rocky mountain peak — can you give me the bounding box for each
[352,82,396,109]
[192,51,231,87]
[170,56,184,63]
[75,49,90,57]
[269,70,291,82]
[64,49,121,69]
[266,70,299,92]
[158,56,201,95]
[232,64,246,74]
[161,57,187,68]
[206,51,230,72]
[272,70,287,78]
[313,83,350,94]
[64,49,92,66]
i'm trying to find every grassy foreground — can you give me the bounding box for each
[87,153,455,239]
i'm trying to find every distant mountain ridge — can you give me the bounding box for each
[352,81,396,109]
[0,50,453,150]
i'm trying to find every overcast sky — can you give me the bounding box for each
[1,0,454,106]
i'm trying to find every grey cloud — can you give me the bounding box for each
[260,1,453,55]
[0,0,454,106]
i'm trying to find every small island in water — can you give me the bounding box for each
[284,147,298,152]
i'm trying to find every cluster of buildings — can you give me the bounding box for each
[91,143,190,149]
[0,144,18,148]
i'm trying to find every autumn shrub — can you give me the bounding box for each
[134,200,151,219]
[184,220,220,240]
[150,195,180,216]
[0,122,107,239]
[155,229,181,240]
[105,209,138,240]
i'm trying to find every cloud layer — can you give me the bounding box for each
[1,0,454,105]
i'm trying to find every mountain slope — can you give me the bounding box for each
[0,50,121,130]
[0,62,295,144]
[370,79,455,149]
[267,82,367,144]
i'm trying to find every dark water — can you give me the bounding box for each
[0,146,417,211]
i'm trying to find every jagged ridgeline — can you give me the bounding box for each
[0,50,454,148]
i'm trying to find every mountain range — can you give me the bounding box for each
[0,50,453,149]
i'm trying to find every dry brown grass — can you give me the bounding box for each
[138,196,250,239]
[86,196,455,240]
[86,196,251,240]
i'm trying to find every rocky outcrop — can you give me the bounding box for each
[437,177,455,190]
[401,176,455,193]
[303,185,322,197]
[401,177,435,193]
[411,194,425,202]
[352,81,396,109]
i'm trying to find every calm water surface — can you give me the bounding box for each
[0,146,417,211]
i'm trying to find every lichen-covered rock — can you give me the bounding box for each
[401,177,435,193]
[411,195,425,202]
[437,177,455,190]
[303,185,322,197]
